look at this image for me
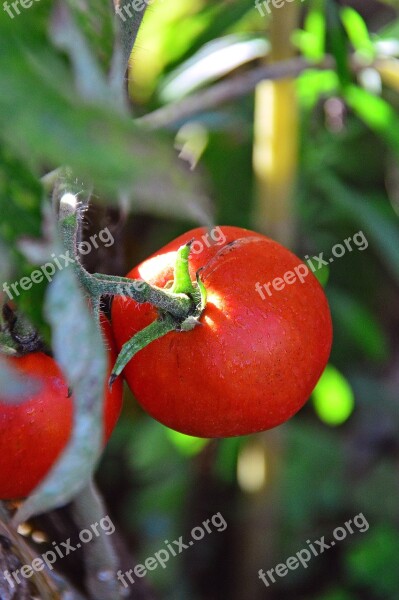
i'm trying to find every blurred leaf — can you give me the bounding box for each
[50,2,115,104]
[63,0,115,74]
[296,69,339,108]
[345,85,399,157]
[340,7,375,61]
[318,174,399,284]
[328,288,389,362]
[281,423,346,529]
[312,263,330,287]
[214,437,245,483]
[131,0,257,102]
[346,524,399,598]
[0,359,41,403]
[326,0,351,88]
[293,0,326,61]
[312,364,355,426]
[377,16,399,41]
[15,265,106,522]
[316,590,354,600]
[127,419,176,475]
[0,146,51,334]
[165,0,257,73]
[0,7,212,224]
[165,427,209,456]
[160,34,269,102]
[0,146,43,244]
[352,462,399,524]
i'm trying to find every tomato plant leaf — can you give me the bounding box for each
[0,359,41,403]
[14,266,107,523]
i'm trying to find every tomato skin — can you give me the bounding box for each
[111,226,333,438]
[0,317,123,500]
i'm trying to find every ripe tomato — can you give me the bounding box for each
[111,226,332,438]
[0,316,123,499]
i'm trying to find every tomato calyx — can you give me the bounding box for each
[109,242,207,385]
[0,304,45,357]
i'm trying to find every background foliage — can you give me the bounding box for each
[1,0,399,599]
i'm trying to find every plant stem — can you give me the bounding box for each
[58,194,193,321]
[72,479,122,600]
[138,57,333,129]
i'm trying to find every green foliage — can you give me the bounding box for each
[1,1,399,597]
[346,525,399,598]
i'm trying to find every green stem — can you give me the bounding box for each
[57,185,208,382]
[110,314,177,384]
[59,199,192,320]
[171,241,195,294]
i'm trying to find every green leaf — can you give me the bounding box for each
[0,146,43,244]
[14,266,107,523]
[164,428,209,457]
[50,2,115,105]
[346,525,399,597]
[345,85,399,157]
[63,0,115,75]
[164,0,258,73]
[0,7,212,224]
[318,174,399,285]
[293,0,326,61]
[0,359,41,404]
[312,364,355,426]
[340,7,375,61]
[296,69,339,109]
[0,145,50,335]
[328,289,389,362]
[326,0,351,88]
[159,34,269,102]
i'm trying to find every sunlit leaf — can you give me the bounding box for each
[296,69,339,108]
[293,0,326,61]
[160,34,269,102]
[312,365,355,426]
[345,85,399,157]
[340,7,375,61]
[165,427,209,456]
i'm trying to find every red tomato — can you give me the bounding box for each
[0,316,123,499]
[111,226,332,438]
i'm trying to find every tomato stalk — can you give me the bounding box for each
[57,185,207,383]
[0,304,44,356]
[110,242,207,384]
[59,194,194,321]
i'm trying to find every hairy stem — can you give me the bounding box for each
[58,193,192,321]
